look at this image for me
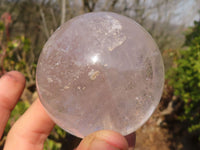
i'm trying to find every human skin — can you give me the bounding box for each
[0,71,135,150]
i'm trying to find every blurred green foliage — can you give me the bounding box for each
[167,20,200,141]
[0,20,36,83]
[0,19,67,149]
[185,20,200,46]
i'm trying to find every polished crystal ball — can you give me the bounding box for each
[36,12,164,138]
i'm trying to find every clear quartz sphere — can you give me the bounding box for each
[36,12,164,138]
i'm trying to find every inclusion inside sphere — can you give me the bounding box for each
[36,12,164,138]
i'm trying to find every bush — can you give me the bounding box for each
[0,17,36,84]
[0,14,66,149]
[167,20,200,140]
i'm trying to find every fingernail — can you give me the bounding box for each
[90,139,120,150]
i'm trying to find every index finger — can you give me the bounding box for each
[4,99,55,150]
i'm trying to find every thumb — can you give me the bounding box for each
[76,130,128,150]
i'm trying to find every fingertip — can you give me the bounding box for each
[0,71,26,110]
[94,130,129,149]
[76,130,128,150]
[2,71,26,86]
[1,71,26,91]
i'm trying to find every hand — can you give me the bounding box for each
[0,71,135,150]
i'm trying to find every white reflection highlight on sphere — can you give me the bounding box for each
[91,53,100,64]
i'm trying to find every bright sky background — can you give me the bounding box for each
[172,0,199,26]
[48,0,200,27]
